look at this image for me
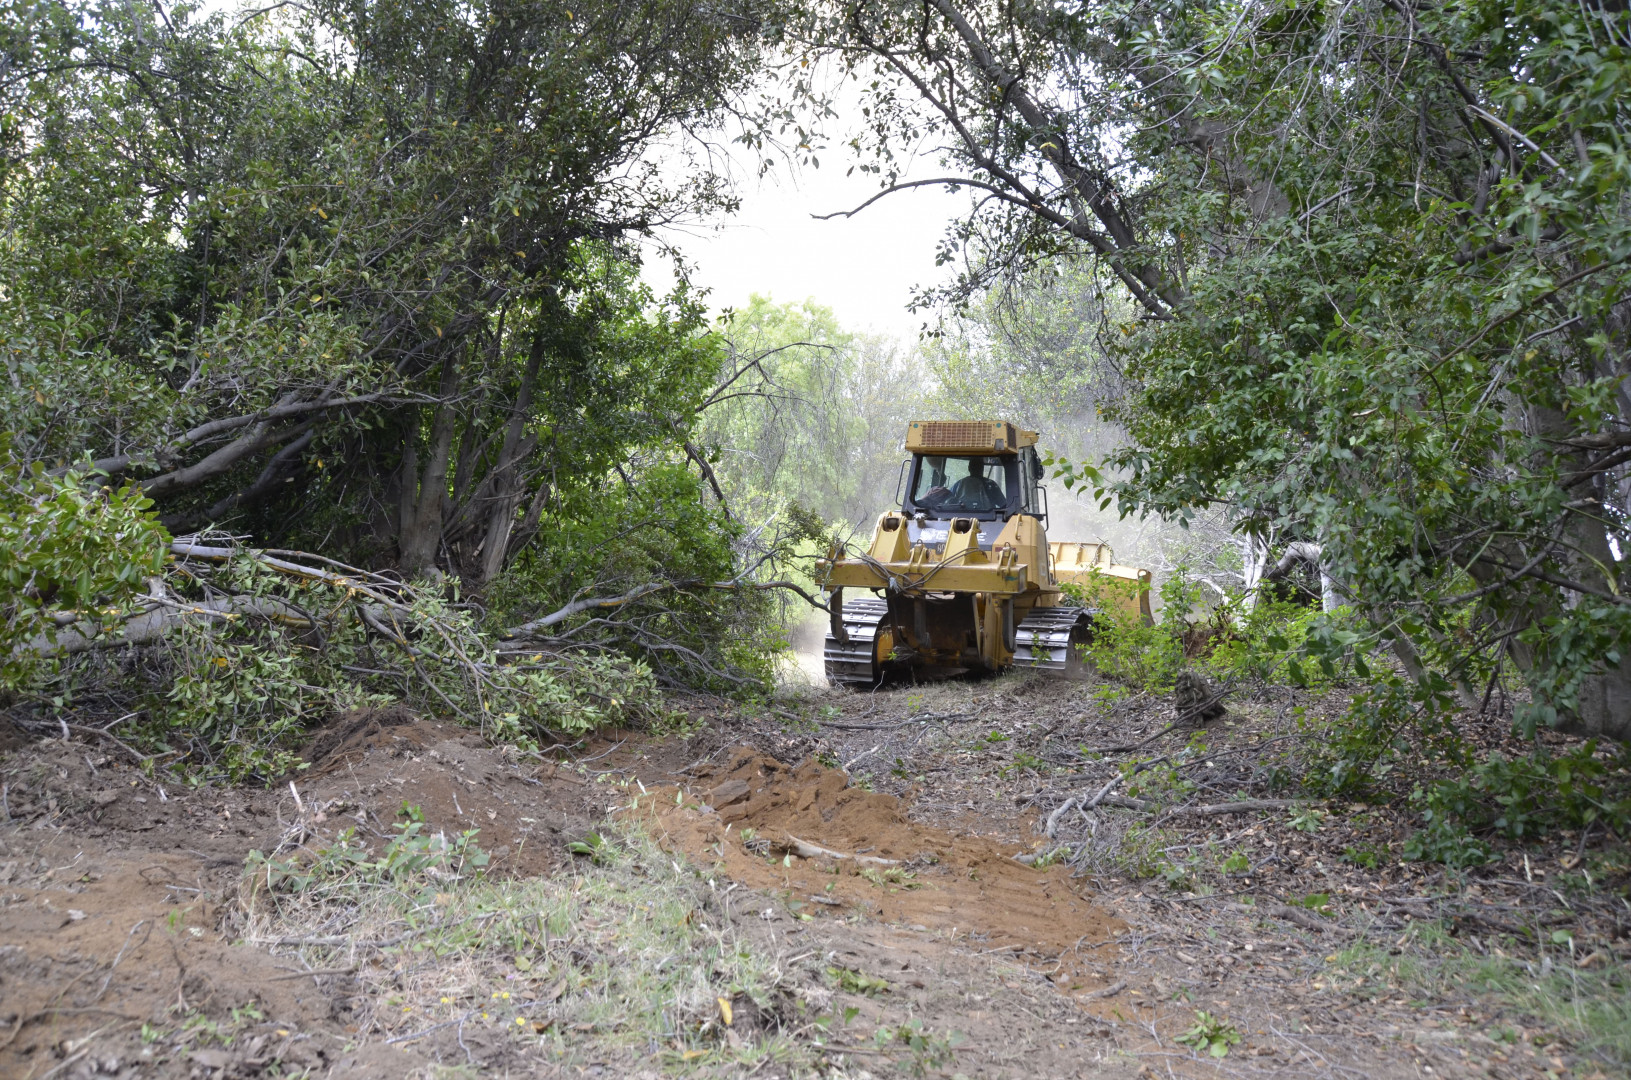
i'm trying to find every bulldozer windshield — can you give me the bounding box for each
[908,455,1014,515]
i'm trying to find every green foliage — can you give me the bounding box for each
[1342,844,1385,870]
[1175,1011,1241,1058]
[487,461,778,692]
[1154,854,1200,890]
[857,866,920,890]
[0,0,785,714]
[871,1018,963,1077]
[1296,892,1333,916]
[1208,597,1342,688]
[1288,808,1325,834]
[40,547,670,782]
[1401,743,1631,866]
[702,296,928,532]
[827,966,890,996]
[0,452,169,689]
[1065,0,1631,745]
[1401,817,1496,870]
[1003,749,1044,776]
[566,832,616,866]
[1063,568,1188,692]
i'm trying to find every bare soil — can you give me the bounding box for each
[0,708,600,1079]
[0,674,1625,1079]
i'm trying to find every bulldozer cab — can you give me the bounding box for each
[905,447,1044,520]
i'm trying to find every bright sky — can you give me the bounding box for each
[643,146,970,341]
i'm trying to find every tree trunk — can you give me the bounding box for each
[1458,402,1631,743]
[1240,530,1270,613]
[1261,541,1340,613]
[477,326,544,582]
[398,356,461,575]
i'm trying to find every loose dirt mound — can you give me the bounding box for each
[644,747,1123,992]
[296,711,595,878]
[300,703,421,772]
[0,711,609,1078]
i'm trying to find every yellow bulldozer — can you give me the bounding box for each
[815,420,1151,686]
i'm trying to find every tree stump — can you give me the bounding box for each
[1173,670,1228,727]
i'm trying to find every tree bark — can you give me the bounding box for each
[398,355,461,575]
[478,325,545,582]
[26,597,315,658]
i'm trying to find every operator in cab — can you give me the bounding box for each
[915,455,1008,513]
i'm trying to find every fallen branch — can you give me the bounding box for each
[26,596,315,658]
[819,711,969,731]
[1082,686,1233,753]
[505,575,830,639]
[780,833,901,867]
[266,966,357,981]
[1224,902,1356,936]
[503,581,674,637]
[1177,799,1319,816]
[1050,793,1318,815]
[1081,980,1126,999]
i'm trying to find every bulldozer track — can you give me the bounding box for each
[824,598,1091,685]
[1012,606,1091,672]
[823,596,890,686]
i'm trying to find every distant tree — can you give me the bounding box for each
[700,296,929,531]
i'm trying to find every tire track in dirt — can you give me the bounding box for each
[637,746,1125,995]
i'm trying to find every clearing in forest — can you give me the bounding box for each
[3,670,1625,1078]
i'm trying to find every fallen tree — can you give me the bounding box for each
[6,527,828,778]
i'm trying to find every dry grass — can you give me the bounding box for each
[236,809,824,1075]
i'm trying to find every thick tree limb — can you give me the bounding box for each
[69,393,393,481]
[160,425,317,531]
[27,596,315,657]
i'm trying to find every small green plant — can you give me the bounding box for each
[873,1018,963,1077]
[828,966,890,996]
[1289,807,1325,833]
[1220,850,1250,874]
[1297,892,1332,915]
[567,831,616,866]
[858,866,921,890]
[1154,854,1200,890]
[984,729,1009,744]
[1003,749,1044,776]
[1401,814,1494,868]
[1033,846,1066,869]
[245,806,488,901]
[1342,843,1384,868]
[1175,1011,1242,1058]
